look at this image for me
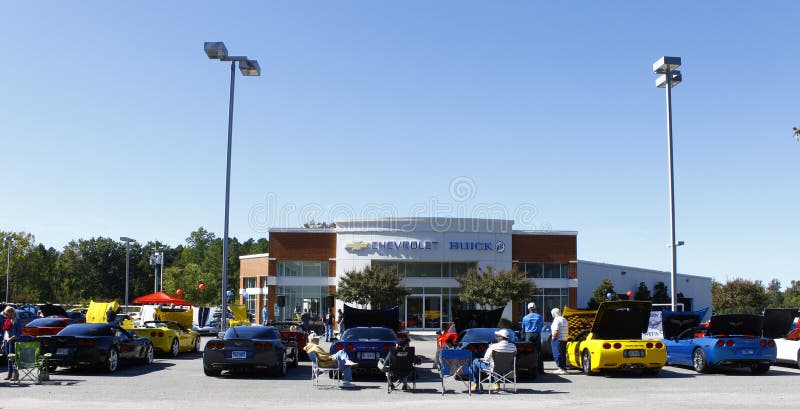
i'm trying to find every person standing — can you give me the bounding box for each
[304,333,358,388]
[262,304,269,326]
[300,309,310,332]
[106,305,116,323]
[3,306,22,381]
[323,309,333,342]
[550,307,569,374]
[522,302,545,374]
[336,308,345,337]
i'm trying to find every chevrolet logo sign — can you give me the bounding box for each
[345,241,370,251]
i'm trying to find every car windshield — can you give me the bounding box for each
[341,327,397,342]
[58,324,114,337]
[459,328,519,343]
[224,326,278,340]
[26,318,68,327]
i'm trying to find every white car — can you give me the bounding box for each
[765,309,800,369]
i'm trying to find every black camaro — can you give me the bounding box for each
[40,323,154,372]
[203,326,289,377]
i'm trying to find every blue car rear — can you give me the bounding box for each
[330,327,397,371]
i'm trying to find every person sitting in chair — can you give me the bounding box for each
[303,332,358,388]
[470,328,516,391]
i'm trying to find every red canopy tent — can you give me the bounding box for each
[132,291,192,306]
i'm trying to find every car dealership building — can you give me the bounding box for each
[239,217,711,329]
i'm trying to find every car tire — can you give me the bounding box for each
[204,366,221,377]
[581,350,594,375]
[47,363,58,373]
[275,352,288,377]
[750,363,770,374]
[105,347,119,373]
[143,343,154,364]
[796,350,800,370]
[433,350,440,371]
[170,338,180,357]
[289,349,299,368]
[692,348,708,373]
[193,336,201,352]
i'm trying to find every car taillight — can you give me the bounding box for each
[382,344,391,352]
[768,340,775,347]
[216,341,225,349]
[151,331,158,337]
[759,340,767,347]
[726,340,734,347]
[346,344,355,351]
[716,340,725,347]
[254,342,263,350]
[646,342,654,349]
[263,342,273,351]
[613,343,622,349]
[334,343,344,351]
[603,343,611,349]
[655,342,663,349]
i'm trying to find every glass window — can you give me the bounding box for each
[406,263,441,278]
[561,263,570,278]
[244,277,257,288]
[524,263,543,278]
[543,264,560,278]
[448,263,472,278]
[303,262,322,277]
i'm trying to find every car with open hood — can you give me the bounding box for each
[565,301,666,376]
[662,311,776,374]
[329,305,404,372]
[763,308,800,369]
[132,320,201,357]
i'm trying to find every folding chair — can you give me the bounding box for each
[479,350,516,394]
[384,346,418,393]
[308,351,341,388]
[439,349,473,395]
[9,340,52,385]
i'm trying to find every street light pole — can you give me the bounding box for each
[120,237,137,313]
[204,42,260,332]
[4,237,15,304]
[653,56,683,312]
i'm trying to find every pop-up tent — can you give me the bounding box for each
[132,291,191,306]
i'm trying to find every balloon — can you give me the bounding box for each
[226,290,233,297]
[176,289,183,295]
[606,292,612,300]
[627,291,633,297]
[198,283,206,291]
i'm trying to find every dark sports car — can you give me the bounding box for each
[23,317,74,337]
[39,323,154,372]
[449,327,539,379]
[331,305,403,372]
[203,325,289,377]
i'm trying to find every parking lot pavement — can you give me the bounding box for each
[2,334,800,409]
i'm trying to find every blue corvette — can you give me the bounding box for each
[330,305,403,372]
[662,311,776,374]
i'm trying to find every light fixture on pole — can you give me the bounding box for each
[120,237,137,313]
[653,56,682,313]
[204,41,260,331]
[4,236,15,304]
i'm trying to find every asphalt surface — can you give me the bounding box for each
[1,334,799,409]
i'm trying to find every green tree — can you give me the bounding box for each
[652,281,670,304]
[766,279,784,308]
[793,126,799,141]
[783,280,800,307]
[337,265,410,309]
[456,266,536,309]
[712,278,768,314]
[634,282,651,301]
[589,278,616,308]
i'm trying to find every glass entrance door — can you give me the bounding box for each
[405,295,442,329]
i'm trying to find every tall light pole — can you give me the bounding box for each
[120,237,137,313]
[653,56,683,312]
[4,237,15,304]
[204,42,261,331]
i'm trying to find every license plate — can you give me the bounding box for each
[624,349,645,358]
[361,352,376,360]
[741,349,754,355]
[57,348,70,356]
[231,351,247,359]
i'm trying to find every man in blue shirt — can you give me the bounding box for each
[522,302,545,374]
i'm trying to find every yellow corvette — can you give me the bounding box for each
[565,301,666,376]
[132,321,201,357]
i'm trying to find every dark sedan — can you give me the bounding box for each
[451,327,539,379]
[40,323,154,372]
[203,326,289,377]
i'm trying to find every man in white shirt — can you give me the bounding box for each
[470,328,517,390]
[551,308,569,374]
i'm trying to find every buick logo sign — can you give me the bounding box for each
[495,241,506,253]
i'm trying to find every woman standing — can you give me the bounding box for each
[3,306,22,381]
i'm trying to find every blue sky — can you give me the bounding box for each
[1,1,798,288]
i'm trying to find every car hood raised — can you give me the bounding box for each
[661,310,705,339]
[763,308,797,339]
[453,308,504,333]
[562,306,597,341]
[342,304,400,332]
[591,301,652,340]
[708,314,762,336]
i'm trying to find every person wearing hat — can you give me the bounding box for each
[470,328,517,391]
[522,302,545,375]
[303,332,359,388]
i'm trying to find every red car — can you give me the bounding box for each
[23,317,74,337]
[271,321,309,359]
